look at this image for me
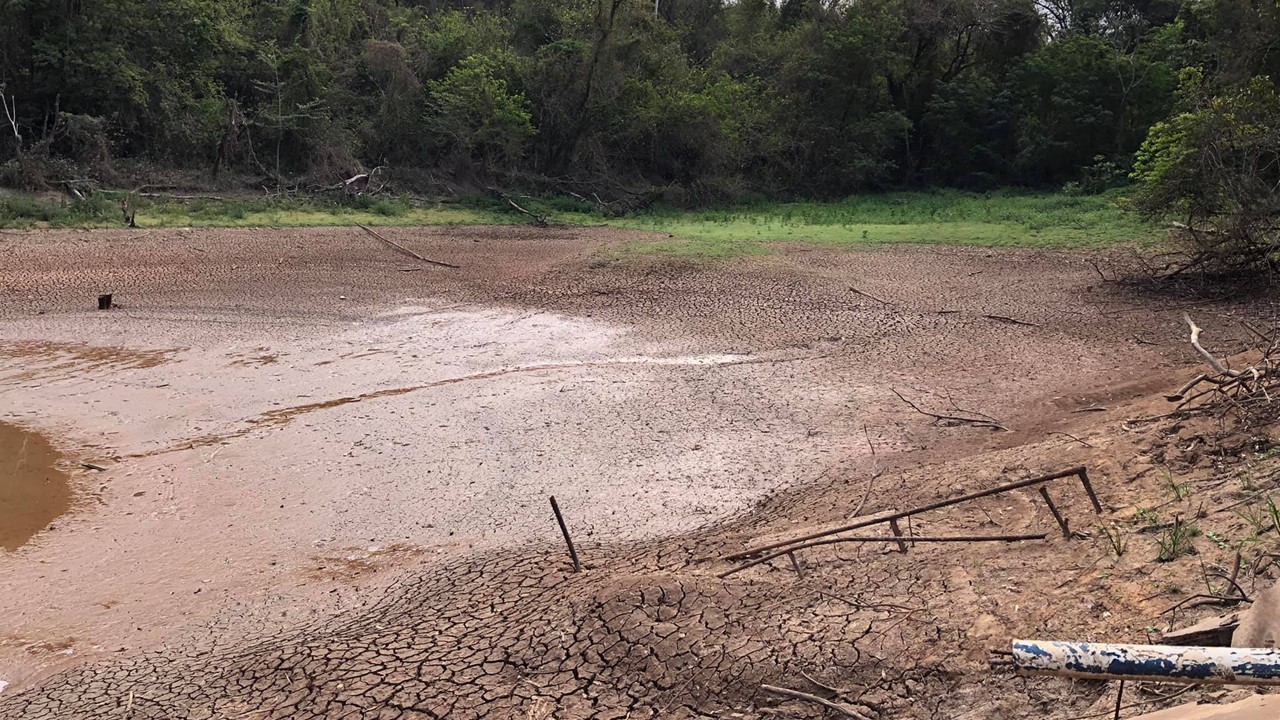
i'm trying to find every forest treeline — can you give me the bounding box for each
[0,0,1278,204]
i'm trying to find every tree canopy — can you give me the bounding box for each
[0,0,1276,203]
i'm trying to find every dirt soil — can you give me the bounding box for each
[0,225,1277,718]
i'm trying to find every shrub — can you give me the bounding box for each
[1132,71,1280,276]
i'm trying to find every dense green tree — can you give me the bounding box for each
[426,55,535,172]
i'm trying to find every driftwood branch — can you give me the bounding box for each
[356,223,460,269]
[759,684,871,720]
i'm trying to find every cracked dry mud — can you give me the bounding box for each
[0,225,1243,718]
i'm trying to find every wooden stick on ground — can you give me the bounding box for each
[356,223,460,269]
[760,684,871,720]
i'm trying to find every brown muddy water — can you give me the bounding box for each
[0,422,71,551]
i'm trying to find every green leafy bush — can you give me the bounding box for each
[1132,72,1280,275]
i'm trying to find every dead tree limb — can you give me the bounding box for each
[848,286,890,305]
[0,85,36,187]
[0,88,19,144]
[1048,431,1094,448]
[852,425,883,518]
[1185,314,1240,377]
[356,223,460,269]
[506,196,548,227]
[799,671,847,697]
[137,193,226,201]
[891,388,1008,431]
[759,684,871,720]
[984,314,1040,328]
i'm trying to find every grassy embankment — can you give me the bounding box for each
[0,189,1161,257]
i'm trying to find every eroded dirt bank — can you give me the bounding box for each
[0,225,1265,718]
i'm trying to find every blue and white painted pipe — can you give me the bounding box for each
[1012,640,1280,685]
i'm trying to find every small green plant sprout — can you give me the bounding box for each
[1134,506,1160,527]
[1235,501,1268,537]
[1098,523,1129,558]
[1234,495,1280,540]
[1266,495,1280,535]
[1156,516,1198,562]
[1163,467,1190,501]
[1204,530,1230,550]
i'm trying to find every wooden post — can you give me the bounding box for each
[1038,487,1071,538]
[549,496,581,573]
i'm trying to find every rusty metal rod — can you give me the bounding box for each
[724,466,1089,561]
[787,551,804,578]
[720,533,1047,579]
[888,519,908,553]
[1038,487,1071,539]
[1078,467,1104,514]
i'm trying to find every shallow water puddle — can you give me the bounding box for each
[0,422,71,551]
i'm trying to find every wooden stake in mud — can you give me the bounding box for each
[888,519,909,553]
[549,496,581,573]
[1038,487,1071,539]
